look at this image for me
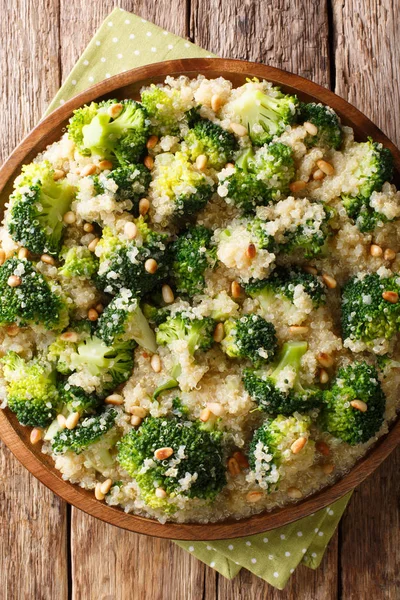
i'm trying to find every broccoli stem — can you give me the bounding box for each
[269,341,308,388]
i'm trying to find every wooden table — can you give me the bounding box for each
[1,1,399,598]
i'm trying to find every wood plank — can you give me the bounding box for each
[0,1,68,598]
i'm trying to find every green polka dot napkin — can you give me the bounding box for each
[45,7,352,588]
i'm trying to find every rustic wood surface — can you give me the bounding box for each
[1,0,399,598]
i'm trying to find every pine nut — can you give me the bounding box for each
[98,160,113,170]
[317,352,334,368]
[230,122,248,137]
[7,275,21,287]
[370,244,383,257]
[213,322,224,343]
[139,198,150,215]
[144,155,154,170]
[41,254,55,265]
[154,447,174,460]
[207,402,225,417]
[83,222,94,233]
[322,273,337,289]
[18,247,29,259]
[291,437,307,454]
[60,331,79,343]
[63,211,76,225]
[316,441,330,456]
[100,479,113,495]
[246,491,263,503]
[151,354,161,373]
[227,457,241,476]
[231,281,242,299]
[81,164,97,177]
[88,237,100,252]
[95,483,105,501]
[382,291,399,303]
[146,135,159,150]
[304,121,318,136]
[57,414,67,429]
[233,451,249,470]
[195,154,208,170]
[211,94,224,112]
[30,428,42,445]
[66,412,80,430]
[200,408,211,422]
[350,399,368,412]
[88,308,99,321]
[304,265,318,275]
[155,487,167,499]
[289,325,309,336]
[319,369,329,384]
[322,463,335,475]
[108,103,123,118]
[246,243,256,259]
[95,303,104,314]
[5,324,19,337]
[162,284,174,304]
[225,162,235,169]
[131,415,142,427]
[313,168,325,181]
[121,222,136,241]
[384,248,396,261]
[287,487,303,499]
[53,169,65,181]
[316,160,334,176]
[145,259,158,274]
[0,249,5,266]
[289,180,307,193]
[130,406,147,418]
[105,393,124,406]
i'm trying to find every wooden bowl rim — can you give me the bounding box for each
[0,57,399,541]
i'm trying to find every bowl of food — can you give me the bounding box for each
[0,58,399,541]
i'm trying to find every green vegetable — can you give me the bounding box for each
[170,225,216,297]
[141,85,188,136]
[141,302,169,326]
[92,164,151,209]
[51,408,117,454]
[59,246,98,279]
[184,119,237,169]
[297,102,343,150]
[58,383,100,417]
[221,315,278,367]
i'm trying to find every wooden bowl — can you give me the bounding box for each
[0,58,399,541]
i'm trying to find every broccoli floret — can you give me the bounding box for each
[51,408,117,454]
[156,313,214,354]
[221,315,277,366]
[95,218,169,296]
[250,142,295,195]
[0,258,68,330]
[92,164,151,209]
[249,414,315,491]
[341,272,400,347]
[230,85,298,145]
[170,225,216,296]
[68,100,149,165]
[184,119,237,169]
[280,204,333,259]
[243,341,323,415]
[341,139,394,232]
[141,302,169,326]
[141,85,187,136]
[297,102,343,150]
[7,161,75,255]
[320,362,385,445]
[59,246,98,279]
[1,352,58,427]
[117,415,226,510]
[97,288,157,352]
[58,383,100,417]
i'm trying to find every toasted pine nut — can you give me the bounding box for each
[105,393,124,406]
[246,243,256,259]
[230,122,248,137]
[289,180,307,193]
[18,247,29,259]
[131,415,142,427]
[200,407,211,422]
[57,414,67,429]
[108,103,123,118]
[316,441,330,456]
[289,325,309,336]
[154,447,174,461]
[322,463,335,475]
[66,412,80,430]
[291,437,307,454]
[304,265,318,275]
[317,352,334,368]
[81,164,97,177]
[213,323,224,343]
[53,169,65,181]
[100,479,113,495]
[317,159,334,176]
[384,248,396,261]
[88,237,100,252]
[130,406,147,418]
[146,135,159,150]
[287,487,303,499]
[41,254,55,265]
[83,222,94,233]
[98,160,113,170]
[63,211,76,225]
[124,222,138,240]
[0,249,5,266]
[231,281,242,299]
[60,331,79,343]
[211,94,224,112]
[139,198,150,215]
[150,354,161,373]
[313,168,325,181]
[207,402,225,417]
[227,457,241,476]
[6,324,19,337]
[95,303,104,314]
[233,451,249,470]
[350,399,368,412]
[319,369,329,384]
[144,155,154,170]
[7,275,21,287]
[30,428,42,445]
[246,491,263,503]
[155,487,167,499]
[304,121,318,136]
[225,162,235,169]
[370,244,383,258]
[95,483,105,501]
[145,258,158,274]
[88,308,99,322]
[322,273,337,289]
[195,154,208,170]
[382,290,399,303]
[162,284,174,304]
